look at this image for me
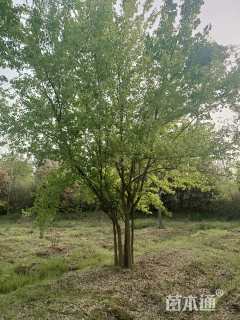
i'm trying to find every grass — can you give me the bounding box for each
[0,215,239,319]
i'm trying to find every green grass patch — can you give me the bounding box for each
[0,215,239,319]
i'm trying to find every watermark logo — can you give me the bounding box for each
[166,290,224,312]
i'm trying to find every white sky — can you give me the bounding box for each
[201,0,240,46]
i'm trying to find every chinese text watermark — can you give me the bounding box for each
[166,289,224,312]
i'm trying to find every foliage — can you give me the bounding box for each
[136,124,222,215]
[35,159,59,184]
[29,168,69,238]
[0,168,9,199]
[0,155,34,213]
[0,0,24,68]
[206,168,240,220]
[60,181,97,214]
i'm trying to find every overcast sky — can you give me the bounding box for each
[201,0,240,46]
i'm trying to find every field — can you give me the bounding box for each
[0,215,240,320]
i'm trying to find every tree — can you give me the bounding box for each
[0,155,34,212]
[30,167,68,238]
[0,167,9,213]
[1,0,233,268]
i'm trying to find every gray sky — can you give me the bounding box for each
[201,0,240,46]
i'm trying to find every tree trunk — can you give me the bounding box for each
[39,229,44,239]
[112,217,124,267]
[112,221,118,266]
[130,210,134,265]
[123,214,132,269]
[111,212,133,269]
[157,208,165,229]
[116,221,123,267]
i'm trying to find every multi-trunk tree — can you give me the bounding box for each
[0,0,234,268]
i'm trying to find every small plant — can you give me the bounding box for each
[31,169,69,239]
[48,228,61,249]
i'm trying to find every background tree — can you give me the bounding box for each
[0,155,34,213]
[0,167,9,214]
[0,0,234,268]
[29,167,69,238]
